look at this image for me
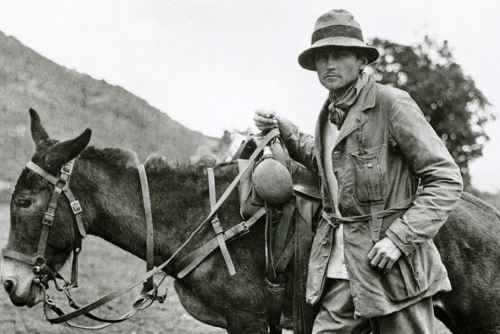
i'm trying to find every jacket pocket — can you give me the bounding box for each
[351,145,386,204]
[382,255,423,301]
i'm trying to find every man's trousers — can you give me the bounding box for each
[312,279,435,334]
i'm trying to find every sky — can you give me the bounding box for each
[0,0,499,191]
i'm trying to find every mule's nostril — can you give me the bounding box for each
[3,279,15,294]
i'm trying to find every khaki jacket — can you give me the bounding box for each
[278,78,463,317]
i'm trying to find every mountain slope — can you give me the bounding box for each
[0,31,219,182]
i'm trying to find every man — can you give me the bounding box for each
[254,9,463,334]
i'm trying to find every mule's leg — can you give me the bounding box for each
[433,295,460,334]
[176,279,271,334]
[434,291,500,334]
[225,310,269,334]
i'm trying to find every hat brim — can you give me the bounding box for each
[298,37,380,71]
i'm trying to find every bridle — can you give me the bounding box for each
[2,159,165,329]
[1,128,280,330]
[2,160,86,290]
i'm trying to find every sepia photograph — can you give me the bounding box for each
[0,1,499,333]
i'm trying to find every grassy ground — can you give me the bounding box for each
[0,203,451,333]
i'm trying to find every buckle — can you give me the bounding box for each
[70,201,83,214]
[240,221,249,233]
[59,163,73,183]
[60,162,74,176]
[42,212,55,226]
[211,218,224,234]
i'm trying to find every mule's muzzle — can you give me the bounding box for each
[2,276,25,306]
[3,277,16,294]
[1,257,45,307]
[6,279,43,307]
[2,276,28,306]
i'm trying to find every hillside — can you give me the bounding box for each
[0,31,220,183]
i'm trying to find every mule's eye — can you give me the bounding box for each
[15,197,32,208]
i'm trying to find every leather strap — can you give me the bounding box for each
[48,251,172,324]
[26,161,59,184]
[228,136,251,162]
[274,238,295,274]
[1,249,37,265]
[43,285,154,330]
[3,160,86,291]
[264,204,275,280]
[322,195,416,225]
[272,203,295,257]
[62,187,86,238]
[37,185,63,257]
[138,164,155,291]
[292,195,317,334]
[207,167,236,276]
[201,129,279,224]
[177,207,266,279]
[26,161,86,238]
[370,203,385,242]
[70,243,81,287]
[272,203,296,274]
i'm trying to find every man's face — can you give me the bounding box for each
[314,47,366,92]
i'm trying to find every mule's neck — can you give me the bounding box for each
[73,157,239,273]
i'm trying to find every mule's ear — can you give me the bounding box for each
[44,129,92,172]
[29,108,50,147]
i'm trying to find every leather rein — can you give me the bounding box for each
[2,128,280,329]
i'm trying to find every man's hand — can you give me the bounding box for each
[367,237,403,272]
[254,110,278,132]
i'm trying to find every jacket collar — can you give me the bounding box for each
[334,78,375,148]
[313,77,376,178]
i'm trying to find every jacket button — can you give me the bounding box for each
[406,235,412,242]
[366,162,373,168]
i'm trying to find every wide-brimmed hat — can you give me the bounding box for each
[298,9,379,71]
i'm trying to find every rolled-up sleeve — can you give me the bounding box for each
[277,116,318,172]
[384,93,463,256]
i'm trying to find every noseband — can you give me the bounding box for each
[2,160,86,289]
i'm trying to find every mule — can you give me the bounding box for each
[1,110,500,333]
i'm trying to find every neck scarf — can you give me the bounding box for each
[328,73,369,127]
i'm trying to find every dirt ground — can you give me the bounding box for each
[0,204,451,333]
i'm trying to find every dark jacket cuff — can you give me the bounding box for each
[276,116,299,139]
[385,218,416,256]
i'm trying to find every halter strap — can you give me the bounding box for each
[26,161,87,238]
[2,160,86,291]
[26,161,59,184]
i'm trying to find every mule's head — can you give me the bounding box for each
[0,109,91,307]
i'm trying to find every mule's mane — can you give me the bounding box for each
[80,146,139,170]
[143,152,238,182]
[79,146,237,181]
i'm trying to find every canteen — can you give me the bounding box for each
[252,146,293,205]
